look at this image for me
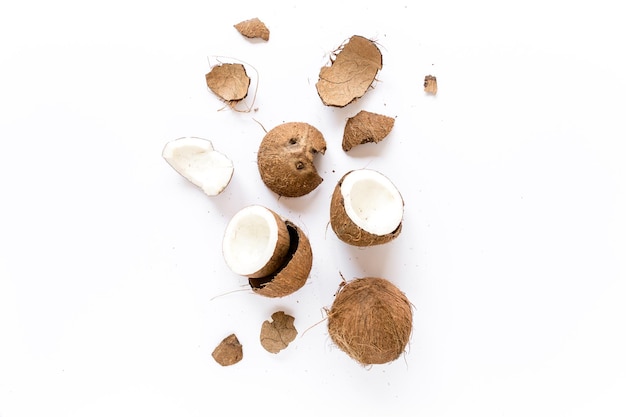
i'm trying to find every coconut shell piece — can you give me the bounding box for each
[424,75,437,95]
[248,221,312,298]
[205,63,251,104]
[328,277,412,365]
[330,170,403,246]
[234,18,270,41]
[342,110,395,152]
[316,35,383,107]
[260,311,297,353]
[212,334,243,366]
[257,122,327,197]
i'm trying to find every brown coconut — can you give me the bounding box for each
[316,35,383,107]
[248,221,313,298]
[257,122,327,197]
[328,277,412,365]
[330,169,403,246]
[222,205,292,279]
[234,18,270,41]
[342,110,395,152]
[205,63,251,104]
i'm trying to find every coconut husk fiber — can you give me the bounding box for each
[248,221,312,298]
[329,171,402,246]
[316,35,382,107]
[328,277,412,365]
[342,110,395,151]
[205,63,251,103]
[234,18,270,41]
[257,122,327,197]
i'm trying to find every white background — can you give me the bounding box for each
[1,1,625,416]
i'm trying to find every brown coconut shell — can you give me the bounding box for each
[329,171,403,246]
[205,63,251,103]
[424,75,438,95]
[328,277,412,365]
[316,35,383,107]
[342,110,395,152]
[234,18,270,41]
[257,122,327,197]
[246,210,292,279]
[211,333,243,366]
[248,221,312,298]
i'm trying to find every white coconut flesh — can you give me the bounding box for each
[222,205,284,277]
[162,137,234,196]
[340,169,403,236]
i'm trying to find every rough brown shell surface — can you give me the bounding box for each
[316,35,383,107]
[248,222,312,298]
[205,63,251,103]
[330,172,402,246]
[234,18,270,41]
[257,122,327,197]
[211,334,243,366]
[328,277,412,365]
[342,110,395,151]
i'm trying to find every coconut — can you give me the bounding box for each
[330,169,404,246]
[257,122,327,197]
[248,221,312,298]
[316,35,383,107]
[162,137,234,196]
[222,205,291,279]
[342,110,395,152]
[327,277,412,365]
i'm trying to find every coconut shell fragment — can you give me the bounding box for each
[234,18,270,41]
[260,311,298,353]
[424,75,438,95]
[257,122,327,197]
[212,334,243,366]
[330,169,404,246]
[205,63,251,104]
[248,221,313,298]
[316,35,383,107]
[342,110,395,151]
[328,277,412,365]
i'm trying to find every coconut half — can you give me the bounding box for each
[222,205,291,279]
[162,137,234,196]
[328,277,413,365]
[330,169,403,246]
[257,122,327,197]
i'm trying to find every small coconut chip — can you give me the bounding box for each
[234,18,270,41]
[257,122,327,197]
[205,63,251,105]
[342,110,395,152]
[212,334,243,366]
[330,169,404,246]
[260,311,297,354]
[222,205,291,278]
[424,75,437,95]
[223,207,313,297]
[328,277,412,365]
[316,35,382,107]
[162,137,234,196]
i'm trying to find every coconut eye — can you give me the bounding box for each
[288,138,298,145]
[295,161,305,170]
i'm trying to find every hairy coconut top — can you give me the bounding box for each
[316,35,382,107]
[257,122,327,197]
[328,277,412,365]
[222,205,290,278]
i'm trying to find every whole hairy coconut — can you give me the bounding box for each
[328,277,412,365]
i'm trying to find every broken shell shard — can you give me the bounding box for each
[222,205,291,279]
[234,17,270,41]
[162,137,234,196]
[316,35,382,107]
[342,110,395,151]
[330,169,403,246]
[205,63,251,103]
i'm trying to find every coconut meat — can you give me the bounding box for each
[340,169,403,236]
[222,205,281,276]
[162,137,234,196]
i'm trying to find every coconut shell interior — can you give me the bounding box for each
[248,221,312,298]
[205,63,251,103]
[328,277,412,365]
[257,122,327,197]
[329,172,402,246]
